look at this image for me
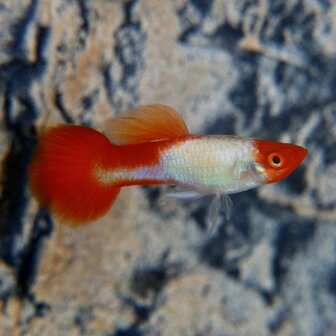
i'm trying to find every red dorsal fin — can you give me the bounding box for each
[106,104,189,144]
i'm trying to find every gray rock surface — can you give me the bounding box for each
[0,0,335,335]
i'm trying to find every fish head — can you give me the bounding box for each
[253,139,307,184]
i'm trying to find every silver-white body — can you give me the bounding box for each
[160,136,266,195]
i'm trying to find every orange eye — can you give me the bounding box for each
[267,152,285,168]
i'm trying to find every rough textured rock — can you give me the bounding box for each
[0,0,336,335]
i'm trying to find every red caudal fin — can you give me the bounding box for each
[28,125,120,226]
[105,104,189,144]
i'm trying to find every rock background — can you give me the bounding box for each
[0,0,336,335]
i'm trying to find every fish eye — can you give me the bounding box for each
[272,155,281,164]
[267,152,284,168]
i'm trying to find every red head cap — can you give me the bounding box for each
[253,139,307,184]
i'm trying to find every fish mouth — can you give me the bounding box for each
[294,145,308,165]
[276,144,308,181]
[285,144,307,171]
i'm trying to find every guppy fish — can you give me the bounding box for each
[28,104,307,226]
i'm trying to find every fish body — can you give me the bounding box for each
[95,136,262,194]
[160,136,262,194]
[28,104,307,225]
